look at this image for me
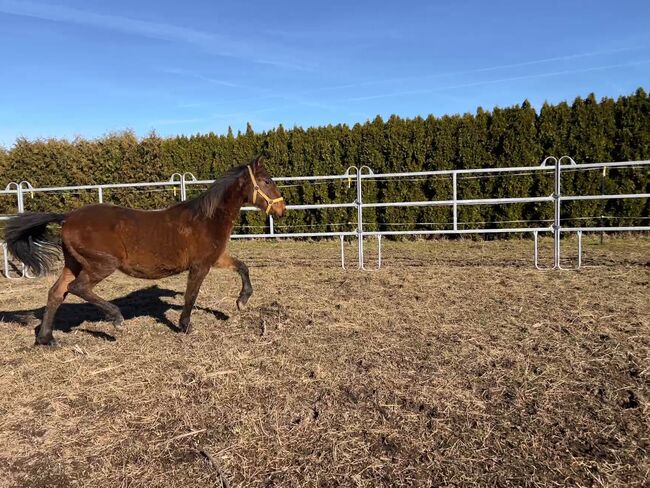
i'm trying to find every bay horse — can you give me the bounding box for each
[5,155,285,346]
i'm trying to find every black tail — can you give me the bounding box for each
[5,212,66,276]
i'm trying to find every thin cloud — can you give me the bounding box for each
[152,96,345,128]
[344,60,650,102]
[0,0,313,70]
[305,46,645,94]
[160,68,247,89]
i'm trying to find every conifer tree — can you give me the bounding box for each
[1,89,647,232]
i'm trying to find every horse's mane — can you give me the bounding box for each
[184,165,247,218]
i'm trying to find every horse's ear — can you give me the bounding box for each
[252,155,264,170]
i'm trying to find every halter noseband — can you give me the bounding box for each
[247,165,284,215]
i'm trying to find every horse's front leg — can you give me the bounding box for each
[179,263,211,333]
[216,253,252,310]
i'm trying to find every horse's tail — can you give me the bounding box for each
[5,212,66,276]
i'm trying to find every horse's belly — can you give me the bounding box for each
[119,261,186,279]
[119,217,194,277]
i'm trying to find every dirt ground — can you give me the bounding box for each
[0,237,648,487]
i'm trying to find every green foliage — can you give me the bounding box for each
[1,90,648,234]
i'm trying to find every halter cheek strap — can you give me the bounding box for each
[247,165,284,215]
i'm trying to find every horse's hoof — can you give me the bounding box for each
[237,294,251,311]
[112,316,125,328]
[179,319,191,334]
[34,337,58,347]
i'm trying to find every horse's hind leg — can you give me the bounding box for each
[67,261,124,327]
[179,263,210,333]
[35,260,80,346]
[215,253,252,310]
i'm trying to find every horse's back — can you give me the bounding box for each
[61,204,205,278]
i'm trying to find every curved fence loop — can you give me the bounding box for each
[344,166,359,189]
[19,181,34,201]
[179,173,196,201]
[168,173,183,199]
[540,156,558,167]
[558,156,577,166]
[2,242,29,280]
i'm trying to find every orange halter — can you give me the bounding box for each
[247,165,284,215]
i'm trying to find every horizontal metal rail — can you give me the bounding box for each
[190,173,355,185]
[362,227,553,237]
[360,160,650,180]
[361,195,553,208]
[560,160,650,170]
[560,226,650,232]
[231,231,357,239]
[25,181,179,193]
[241,202,356,212]
[561,193,650,201]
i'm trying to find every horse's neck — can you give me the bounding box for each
[217,189,248,221]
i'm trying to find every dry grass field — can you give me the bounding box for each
[0,237,648,487]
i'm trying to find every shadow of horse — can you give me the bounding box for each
[0,285,229,341]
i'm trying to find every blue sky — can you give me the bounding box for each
[0,0,649,147]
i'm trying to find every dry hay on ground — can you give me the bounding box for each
[0,237,648,487]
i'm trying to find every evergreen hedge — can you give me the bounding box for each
[1,89,648,235]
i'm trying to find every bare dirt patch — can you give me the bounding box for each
[0,237,648,487]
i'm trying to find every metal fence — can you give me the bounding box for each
[1,156,648,277]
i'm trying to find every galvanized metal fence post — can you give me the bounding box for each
[2,184,17,278]
[553,157,561,269]
[2,242,11,279]
[358,166,376,269]
[356,166,364,268]
[532,157,559,270]
[557,156,579,270]
[181,173,197,201]
[20,182,36,278]
[452,171,458,231]
[4,182,33,278]
[16,182,24,213]
[169,173,182,200]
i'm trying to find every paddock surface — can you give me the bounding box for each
[0,237,648,487]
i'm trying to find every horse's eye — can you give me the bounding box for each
[265,179,272,185]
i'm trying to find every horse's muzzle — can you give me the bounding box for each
[273,202,287,219]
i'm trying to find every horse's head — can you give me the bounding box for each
[246,155,286,218]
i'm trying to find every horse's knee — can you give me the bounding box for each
[67,280,83,296]
[48,275,74,303]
